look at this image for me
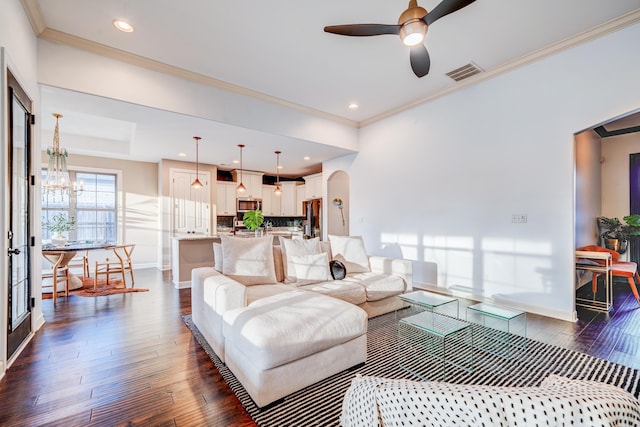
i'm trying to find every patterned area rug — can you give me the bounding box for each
[182,312,640,427]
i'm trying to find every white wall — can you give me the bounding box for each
[350,22,640,321]
[0,0,41,376]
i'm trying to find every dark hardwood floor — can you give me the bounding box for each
[1,269,640,426]
[0,269,255,427]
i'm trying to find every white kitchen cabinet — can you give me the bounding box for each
[261,185,282,216]
[280,182,299,216]
[232,170,263,199]
[304,173,322,200]
[216,181,236,215]
[296,185,305,216]
[170,169,211,234]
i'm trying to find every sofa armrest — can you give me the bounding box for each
[203,271,247,314]
[368,256,413,291]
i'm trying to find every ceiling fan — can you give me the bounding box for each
[324,0,476,78]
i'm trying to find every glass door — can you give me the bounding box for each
[7,71,32,359]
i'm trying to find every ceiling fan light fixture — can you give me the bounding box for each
[400,20,426,46]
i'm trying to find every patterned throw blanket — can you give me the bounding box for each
[341,374,640,427]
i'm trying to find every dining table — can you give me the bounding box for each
[42,241,115,304]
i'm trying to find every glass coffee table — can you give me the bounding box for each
[466,303,527,359]
[398,311,474,380]
[398,290,459,318]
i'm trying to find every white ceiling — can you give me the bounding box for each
[25,0,640,176]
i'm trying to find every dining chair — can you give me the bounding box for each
[42,252,71,304]
[577,245,640,304]
[93,244,135,290]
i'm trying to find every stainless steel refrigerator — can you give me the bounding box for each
[303,199,322,239]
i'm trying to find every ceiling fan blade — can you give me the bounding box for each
[324,24,401,37]
[424,0,476,26]
[410,44,431,77]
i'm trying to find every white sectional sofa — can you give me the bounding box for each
[191,235,413,407]
[341,375,640,426]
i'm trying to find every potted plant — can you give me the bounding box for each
[598,214,640,254]
[45,213,75,246]
[243,209,264,237]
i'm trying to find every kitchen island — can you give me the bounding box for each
[172,229,304,288]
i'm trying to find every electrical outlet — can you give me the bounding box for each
[511,214,527,223]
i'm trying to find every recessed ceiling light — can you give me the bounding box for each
[178,152,186,157]
[277,165,284,169]
[232,160,240,164]
[304,156,311,161]
[348,102,359,110]
[113,19,134,33]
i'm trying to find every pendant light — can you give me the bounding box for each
[274,151,282,195]
[191,136,203,189]
[236,144,247,192]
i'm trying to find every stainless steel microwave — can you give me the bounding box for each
[237,198,262,212]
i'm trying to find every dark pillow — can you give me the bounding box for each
[329,260,347,280]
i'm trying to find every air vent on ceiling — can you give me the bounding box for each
[446,62,483,82]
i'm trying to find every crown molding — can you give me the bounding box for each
[20,0,46,36]
[360,8,640,127]
[37,28,359,128]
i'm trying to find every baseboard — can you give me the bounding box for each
[174,280,191,289]
[34,313,46,331]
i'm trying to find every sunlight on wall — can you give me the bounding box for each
[423,235,475,288]
[381,231,555,303]
[482,238,553,295]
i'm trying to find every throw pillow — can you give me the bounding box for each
[220,235,277,286]
[290,252,330,285]
[329,235,370,273]
[213,242,223,272]
[279,237,322,283]
[329,259,347,280]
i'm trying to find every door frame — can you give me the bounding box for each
[1,50,42,374]
[6,68,33,359]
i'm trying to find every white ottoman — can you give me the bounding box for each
[223,289,368,407]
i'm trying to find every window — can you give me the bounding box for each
[42,171,117,242]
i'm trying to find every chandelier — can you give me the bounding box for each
[43,113,82,196]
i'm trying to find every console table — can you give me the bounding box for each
[575,250,613,312]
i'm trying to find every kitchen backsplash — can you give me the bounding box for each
[216,216,302,228]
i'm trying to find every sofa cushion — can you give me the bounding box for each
[290,252,330,285]
[341,375,640,427]
[345,272,406,301]
[222,290,367,370]
[221,235,277,286]
[297,280,367,305]
[213,242,223,272]
[246,283,292,305]
[279,237,322,283]
[329,235,370,273]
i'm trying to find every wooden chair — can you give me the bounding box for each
[94,244,135,290]
[577,245,640,304]
[42,252,72,304]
